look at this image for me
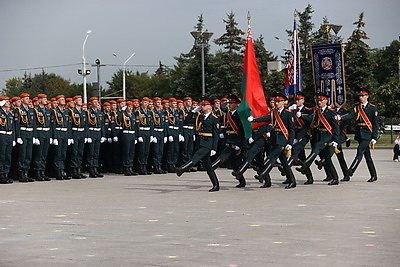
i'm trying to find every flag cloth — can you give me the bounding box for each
[284,19,302,104]
[237,24,269,139]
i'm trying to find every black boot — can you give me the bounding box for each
[211,158,222,170]
[259,163,273,188]
[322,164,332,182]
[55,169,63,180]
[138,165,147,175]
[78,168,87,179]
[208,171,219,192]
[0,174,9,184]
[366,161,378,182]
[94,167,104,178]
[61,169,70,180]
[176,161,193,177]
[33,170,44,181]
[18,171,29,182]
[153,165,162,174]
[285,169,296,189]
[89,167,97,178]
[327,164,339,185]
[26,172,35,182]
[129,167,138,176]
[40,170,51,181]
[347,159,361,177]
[231,161,250,178]
[314,158,325,170]
[296,152,319,174]
[124,167,132,176]
[167,164,176,173]
[5,173,13,184]
[71,168,81,179]
[235,174,246,188]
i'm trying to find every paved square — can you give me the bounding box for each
[1,149,399,266]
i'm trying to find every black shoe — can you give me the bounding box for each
[71,169,81,179]
[40,171,51,181]
[285,182,296,189]
[322,177,332,182]
[94,168,104,178]
[295,167,305,175]
[282,179,290,184]
[235,182,246,188]
[340,176,350,182]
[89,168,97,178]
[209,185,219,192]
[304,179,313,185]
[328,180,339,185]
[260,182,271,188]
[254,175,263,183]
[33,171,44,181]
[367,176,377,182]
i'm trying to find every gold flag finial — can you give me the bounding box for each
[247,11,251,25]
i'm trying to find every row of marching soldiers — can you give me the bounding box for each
[175,89,378,192]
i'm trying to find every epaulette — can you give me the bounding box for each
[369,103,376,107]
[212,113,219,119]
[328,108,335,111]
[304,106,312,110]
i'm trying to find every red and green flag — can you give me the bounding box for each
[237,19,269,139]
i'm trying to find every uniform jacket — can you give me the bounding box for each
[195,112,219,151]
[304,107,339,143]
[342,102,378,141]
[86,107,105,138]
[51,106,71,140]
[14,105,36,139]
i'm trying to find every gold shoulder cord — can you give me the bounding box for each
[87,110,97,126]
[355,106,361,121]
[0,112,6,127]
[195,114,202,132]
[167,110,175,125]
[123,113,131,128]
[70,109,80,126]
[222,112,228,128]
[138,110,147,125]
[114,111,122,126]
[54,109,64,125]
[35,108,45,125]
[152,110,160,126]
[18,107,28,124]
[182,109,187,120]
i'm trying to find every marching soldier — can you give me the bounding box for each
[339,88,378,182]
[31,94,52,181]
[136,97,153,175]
[119,101,138,176]
[248,92,296,189]
[150,97,168,174]
[86,97,106,178]
[176,96,220,192]
[51,95,71,180]
[69,95,88,179]
[211,95,246,187]
[0,96,15,184]
[14,93,36,182]
[295,92,340,185]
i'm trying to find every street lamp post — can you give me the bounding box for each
[191,30,213,96]
[123,53,135,100]
[82,30,92,103]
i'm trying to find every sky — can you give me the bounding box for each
[0,0,399,93]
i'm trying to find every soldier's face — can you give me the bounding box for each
[91,100,100,109]
[75,98,82,106]
[214,102,220,109]
[154,100,162,109]
[126,105,133,112]
[21,97,30,105]
[275,100,284,109]
[58,98,65,106]
[317,98,327,107]
[201,103,211,113]
[142,100,149,109]
[178,103,184,110]
[185,100,192,107]
[170,102,177,109]
[2,100,10,110]
[358,94,368,104]
[39,97,47,105]
[111,104,117,110]
[295,97,304,106]
[133,102,140,108]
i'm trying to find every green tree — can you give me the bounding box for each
[209,12,245,97]
[371,40,400,85]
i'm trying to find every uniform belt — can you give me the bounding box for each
[168,126,179,130]
[123,130,135,134]
[357,123,367,126]
[36,127,50,131]
[198,132,212,137]
[274,128,282,132]
[226,130,238,135]
[0,131,13,135]
[55,127,68,131]
[115,126,122,130]
[295,126,304,129]
[154,128,164,132]
[72,127,85,131]
[20,127,33,131]
[317,128,329,131]
[139,127,150,131]
[89,127,101,131]
[183,125,194,130]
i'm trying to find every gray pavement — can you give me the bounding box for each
[0,149,399,266]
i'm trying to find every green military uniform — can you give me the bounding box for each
[51,105,71,180]
[14,103,36,182]
[0,104,15,184]
[112,108,124,173]
[165,107,180,172]
[69,106,88,179]
[176,96,220,192]
[32,104,52,181]
[136,106,153,175]
[180,106,196,163]
[342,96,378,182]
[119,108,138,176]
[150,107,168,174]
[86,106,105,177]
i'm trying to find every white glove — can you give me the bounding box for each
[13,141,16,147]
[248,137,254,144]
[335,114,342,121]
[84,138,88,143]
[331,141,338,147]
[153,137,158,143]
[33,138,40,145]
[288,104,297,110]
[164,137,168,143]
[192,106,201,113]
[32,137,37,144]
[67,139,73,145]
[266,132,271,137]
[234,146,240,151]
[113,136,118,142]
[50,138,53,145]
[135,139,138,144]
[296,111,302,118]
[108,138,112,143]
[53,139,59,146]
[371,139,377,145]
[179,134,185,142]
[293,139,298,145]
[193,135,196,141]
[219,133,224,139]
[210,150,216,156]
[138,137,144,143]
[168,136,174,142]
[87,137,92,143]
[150,136,154,143]
[17,138,23,144]
[247,116,254,122]
[100,137,107,143]
[285,144,292,151]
